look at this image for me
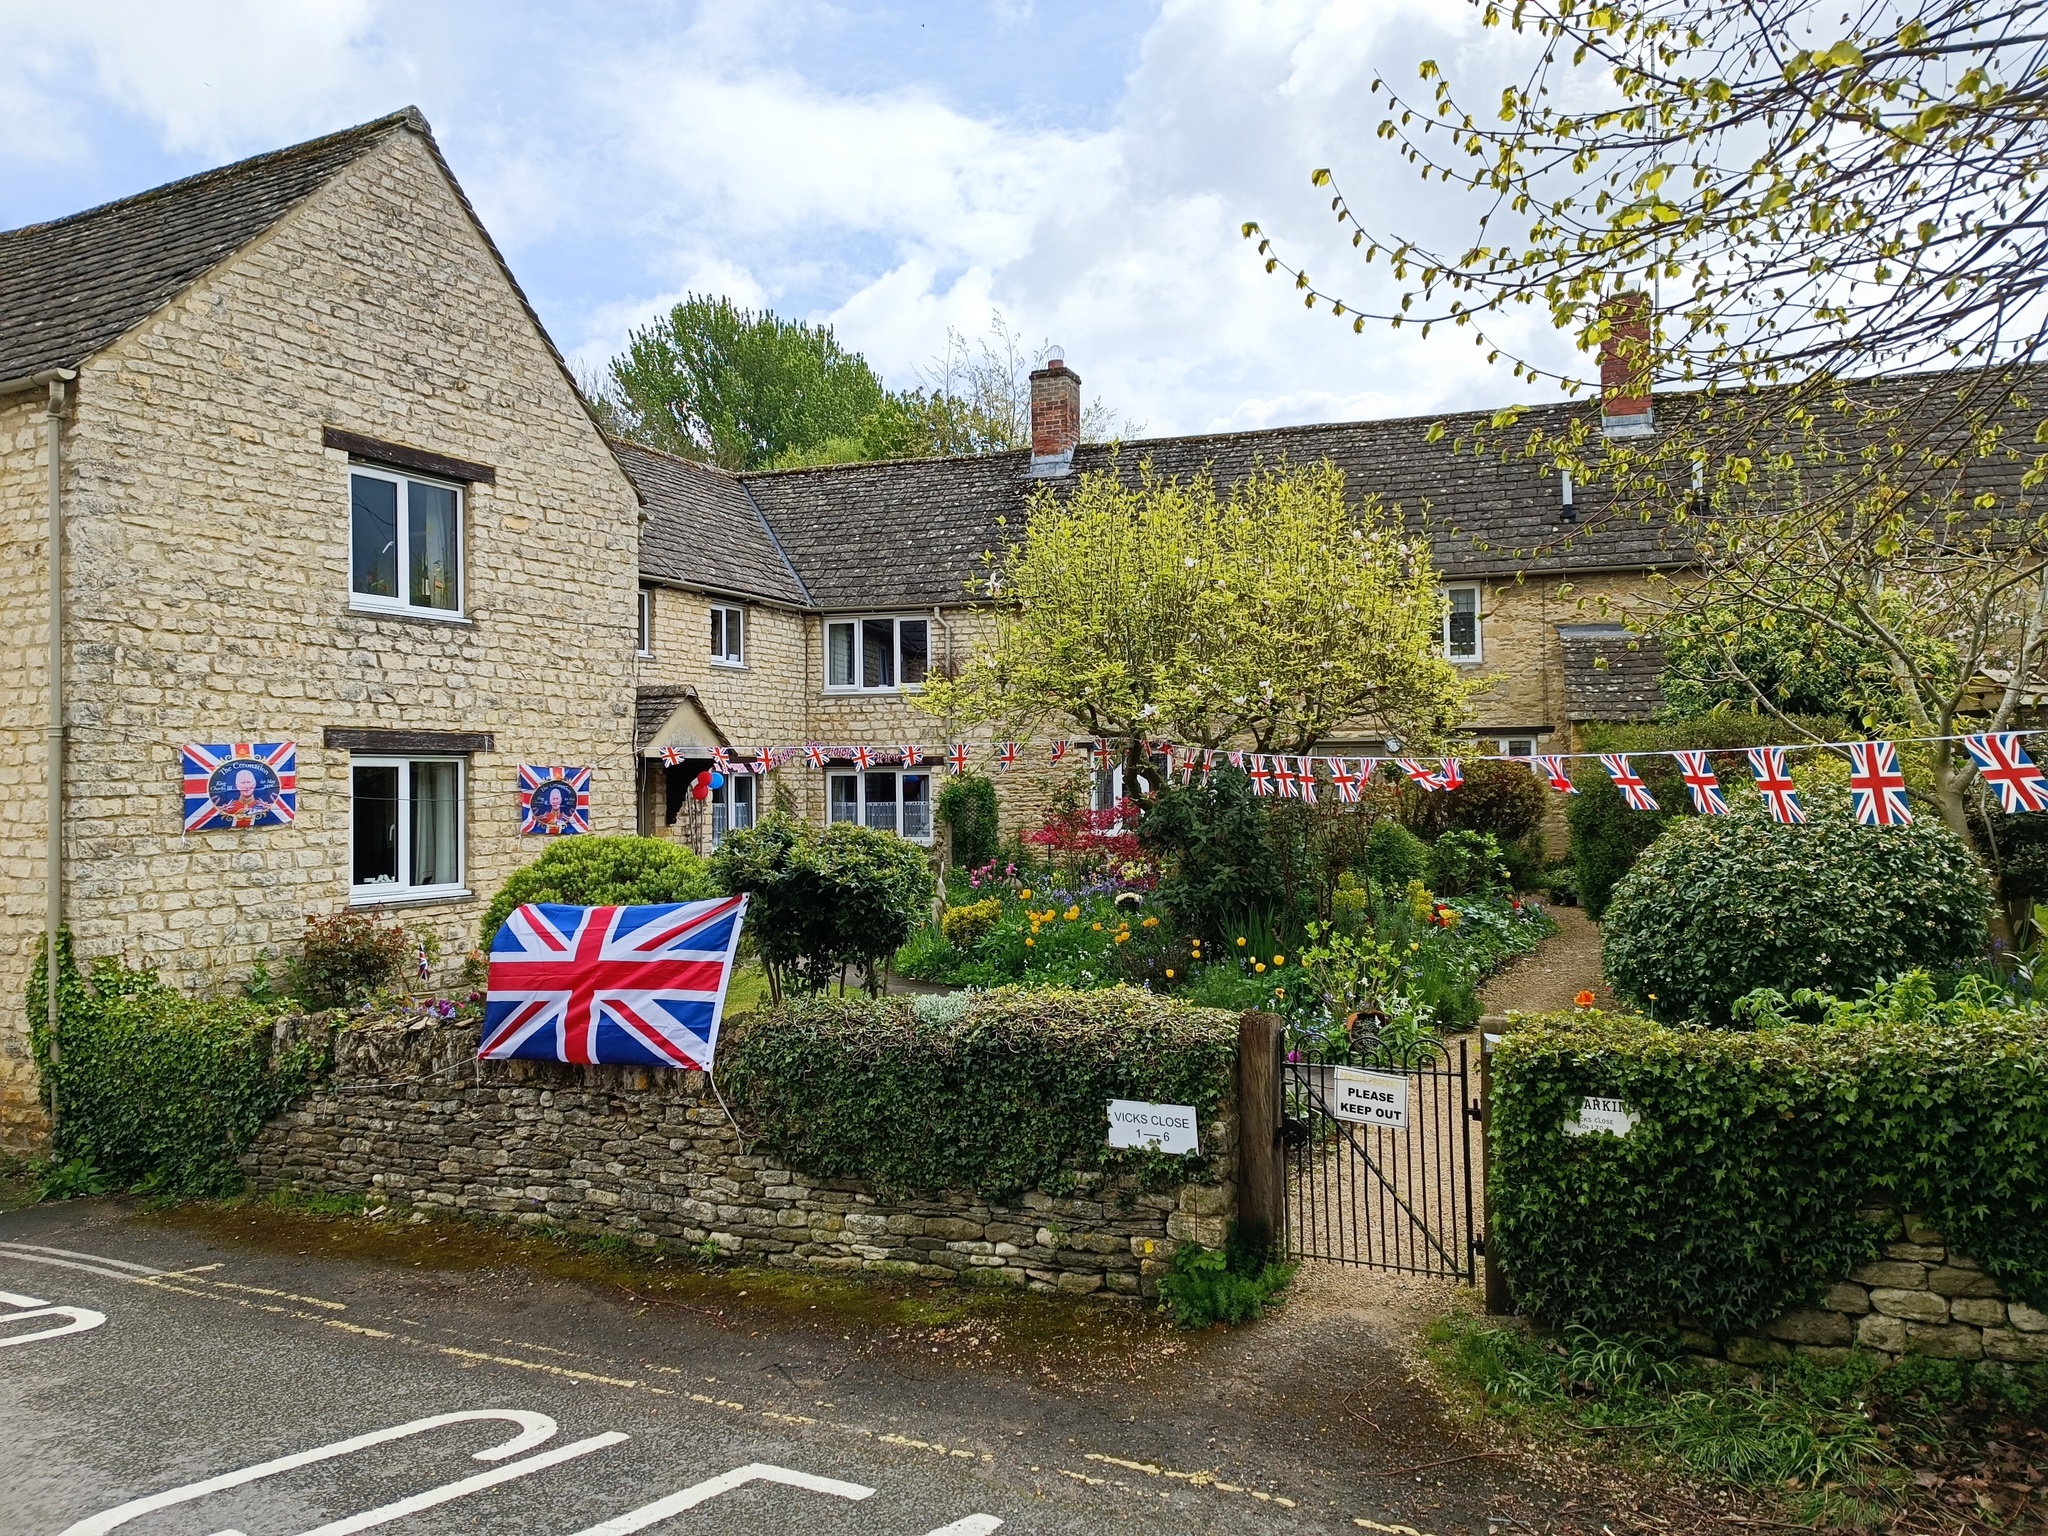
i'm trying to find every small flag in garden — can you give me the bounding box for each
[1272,757,1296,798]
[1747,746,1806,824]
[1963,732,2048,814]
[948,743,970,775]
[1599,754,1659,812]
[1202,748,1217,781]
[1675,751,1728,814]
[804,743,826,769]
[1178,754,1195,786]
[1439,758,1464,792]
[1533,755,1576,794]
[659,746,685,767]
[1050,740,1070,765]
[1295,757,1319,804]
[853,746,874,770]
[519,765,592,836]
[1228,751,1245,769]
[180,741,298,831]
[998,741,1018,770]
[900,744,922,767]
[1847,741,1912,826]
[1249,756,1274,795]
[1356,757,1381,790]
[1330,759,1361,803]
[1395,758,1442,789]
[479,895,748,1070]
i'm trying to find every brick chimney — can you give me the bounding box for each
[1599,291,1654,439]
[1028,350,1081,476]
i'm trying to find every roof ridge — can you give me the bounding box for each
[0,107,422,242]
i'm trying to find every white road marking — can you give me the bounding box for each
[0,1304,105,1346]
[921,1518,1004,1534]
[0,1248,157,1283]
[290,1432,630,1536]
[0,1241,163,1275]
[0,1287,49,1307]
[563,1463,876,1535]
[58,1410,564,1536]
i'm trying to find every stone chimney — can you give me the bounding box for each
[1599,291,1654,439]
[1028,350,1081,477]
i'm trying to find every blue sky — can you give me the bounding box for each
[0,0,1577,436]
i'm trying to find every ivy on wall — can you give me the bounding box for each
[718,987,1238,1200]
[28,931,326,1196]
[1490,998,2048,1335]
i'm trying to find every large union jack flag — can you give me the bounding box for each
[181,741,297,831]
[1847,740,1912,826]
[1963,732,2048,814]
[519,765,591,836]
[479,896,749,1069]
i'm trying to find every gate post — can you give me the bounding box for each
[1236,1011,1285,1257]
[1479,1020,1512,1316]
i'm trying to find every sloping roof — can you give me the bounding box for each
[612,440,809,606]
[1560,626,1667,722]
[0,109,425,383]
[634,686,733,755]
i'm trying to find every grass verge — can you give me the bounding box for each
[1427,1316,2048,1531]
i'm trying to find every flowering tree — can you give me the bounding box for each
[915,459,1471,785]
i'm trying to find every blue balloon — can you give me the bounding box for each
[709,771,726,789]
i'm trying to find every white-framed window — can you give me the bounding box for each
[349,466,463,619]
[710,771,755,845]
[1496,736,1536,758]
[824,616,929,692]
[710,604,744,667]
[826,769,932,842]
[1443,585,1481,663]
[350,756,466,902]
[1089,745,1171,813]
[636,589,653,657]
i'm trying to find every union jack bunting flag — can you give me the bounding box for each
[948,743,970,775]
[479,895,748,1070]
[1848,741,1912,826]
[1178,755,1196,786]
[998,741,1018,770]
[1228,751,1245,769]
[1599,754,1659,812]
[1092,740,1115,769]
[1202,749,1217,780]
[1050,740,1070,765]
[1674,751,1728,814]
[1248,755,1274,795]
[748,757,767,776]
[1534,756,1577,794]
[1357,757,1382,793]
[852,746,874,771]
[1395,758,1443,790]
[181,741,297,831]
[519,764,592,836]
[1439,758,1464,792]
[804,743,827,769]
[1747,747,1806,824]
[710,746,731,770]
[658,746,686,767]
[1272,757,1297,798]
[1330,758,1361,804]
[900,744,923,767]
[1295,757,1319,804]
[1963,732,2048,814]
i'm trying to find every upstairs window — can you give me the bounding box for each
[825,616,929,691]
[710,604,744,666]
[350,467,462,618]
[1443,585,1481,663]
[636,590,653,657]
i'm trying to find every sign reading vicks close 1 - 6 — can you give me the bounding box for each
[1330,1066,1409,1129]
[1106,1100,1200,1156]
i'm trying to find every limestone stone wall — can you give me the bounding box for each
[1695,1213,2046,1368]
[243,1016,1234,1297]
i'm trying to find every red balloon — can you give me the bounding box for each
[691,770,713,801]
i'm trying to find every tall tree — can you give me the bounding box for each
[914,460,1470,782]
[1242,0,2048,859]
[596,295,887,469]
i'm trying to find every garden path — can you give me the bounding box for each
[1477,905,1614,1017]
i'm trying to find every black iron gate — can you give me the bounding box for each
[1281,1037,1480,1281]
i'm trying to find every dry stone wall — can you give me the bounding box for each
[243,1017,1234,1297]
[1693,1212,2046,1368]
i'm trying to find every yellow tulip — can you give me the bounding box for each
[1254,962,1266,973]
[1165,968,1176,979]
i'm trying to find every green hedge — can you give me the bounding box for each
[29,933,325,1196]
[1490,997,2048,1336]
[481,835,716,947]
[718,987,1237,1199]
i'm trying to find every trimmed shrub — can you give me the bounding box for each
[936,774,1001,869]
[1429,829,1505,898]
[711,812,934,996]
[288,911,409,1009]
[1400,758,1545,842]
[940,896,1003,948]
[481,835,715,945]
[28,932,324,1196]
[1139,771,1286,940]
[1489,994,2048,1333]
[1364,819,1430,892]
[719,986,1236,1199]
[1603,807,1989,1023]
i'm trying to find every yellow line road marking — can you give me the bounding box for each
[1083,1452,1298,1509]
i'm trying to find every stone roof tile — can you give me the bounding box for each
[613,441,809,607]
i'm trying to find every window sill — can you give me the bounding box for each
[1448,655,1484,667]
[348,601,472,627]
[822,686,926,697]
[709,658,747,670]
[350,886,475,909]
[635,649,654,660]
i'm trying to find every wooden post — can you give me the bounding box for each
[1478,1018,1512,1316]
[1235,1010,1285,1257]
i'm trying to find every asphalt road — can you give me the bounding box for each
[0,1199,1632,1536]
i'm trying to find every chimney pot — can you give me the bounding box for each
[1599,291,1655,439]
[1028,353,1081,476]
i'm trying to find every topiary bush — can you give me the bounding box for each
[940,895,1003,948]
[1602,804,1990,1024]
[480,835,716,946]
[936,773,1001,869]
[719,985,1236,1198]
[1489,991,2048,1333]
[1429,829,1506,897]
[1364,819,1430,892]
